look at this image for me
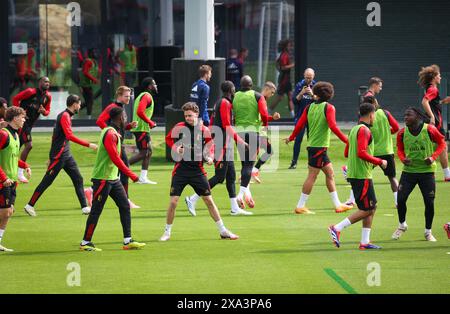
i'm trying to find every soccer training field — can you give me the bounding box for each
[1,131,449,294]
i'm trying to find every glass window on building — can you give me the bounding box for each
[214,0,295,117]
[9,0,103,120]
[105,0,183,118]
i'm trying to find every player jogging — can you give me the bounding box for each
[328,103,387,250]
[24,95,97,217]
[233,76,272,209]
[80,107,145,252]
[85,86,140,209]
[251,81,280,184]
[285,81,352,214]
[418,64,450,181]
[345,78,400,207]
[129,77,158,185]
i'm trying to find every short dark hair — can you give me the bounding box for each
[362,95,376,105]
[182,102,199,113]
[109,106,124,121]
[278,39,292,53]
[5,107,26,122]
[368,77,383,87]
[66,95,81,107]
[312,81,334,102]
[141,77,155,90]
[405,107,428,121]
[359,102,376,117]
[241,75,253,89]
[221,81,235,94]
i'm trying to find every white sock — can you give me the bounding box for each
[361,228,371,245]
[140,170,148,179]
[0,229,4,243]
[399,222,408,229]
[393,192,398,206]
[124,237,132,244]
[297,193,309,209]
[18,168,24,177]
[216,220,227,233]
[252,167,259,173]
[230,198,239,211]
[335,218,352,232]
[81,240,90,246]
[349,190,355,203]
[443,167,450,178]
[425,229,432,235]
[165,224,172,234]
[190,194,200,203]
[238,186,249,198]
[330,191,341,208]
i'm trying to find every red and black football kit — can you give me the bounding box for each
[423,85,445,136]
[13,88,52,146]
[209,97,245,198]
[166,122,213,197]
[27,109,90,209]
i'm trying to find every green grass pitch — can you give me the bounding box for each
[1,131,449,294]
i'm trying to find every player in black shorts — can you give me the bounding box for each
[269,39,295,118]
[185,81,251,216]
[419,65,450,181]
[160,102,239,242]
[329,103,388,250]
[0,107,30,252]
[12,77,52,183]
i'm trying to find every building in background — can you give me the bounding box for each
[0,0,449,131]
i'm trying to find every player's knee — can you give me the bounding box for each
[26,142,33,150]
[325,172,335,180]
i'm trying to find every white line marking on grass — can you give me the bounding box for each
[383,214,394,217]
